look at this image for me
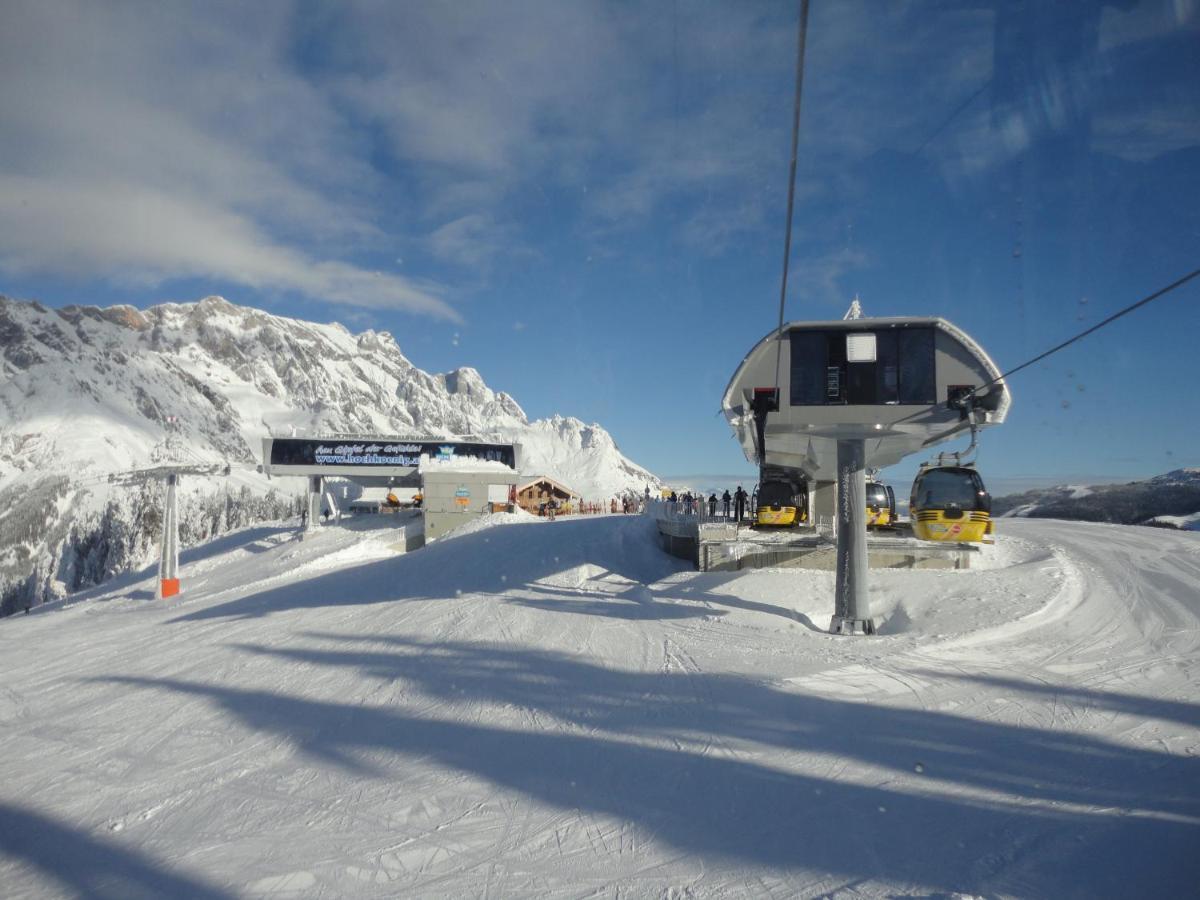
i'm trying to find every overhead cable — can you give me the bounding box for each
[771,0,812,392]
[967,265,1200,402]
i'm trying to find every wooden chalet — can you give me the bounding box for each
[516,476,581,515]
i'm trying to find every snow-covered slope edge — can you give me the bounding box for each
[0,294,660,613]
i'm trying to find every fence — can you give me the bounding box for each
[643,497,746,527]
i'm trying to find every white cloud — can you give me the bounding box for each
[0,0,452,318]
[429,214,524,270]
[1093,104,1200,161]
[1099,0,1198,51]
[0,0,977,303]
[2,0,1192,314]
[788,247,870,308]
[0,175,458,320]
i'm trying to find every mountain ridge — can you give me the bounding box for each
[0,294,661,613]
[993,468,1200,530]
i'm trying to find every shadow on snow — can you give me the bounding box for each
[95,632,1200,896]
[0,801,233,899]
[168,515,685,623]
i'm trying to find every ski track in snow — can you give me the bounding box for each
[1,515,1198,898]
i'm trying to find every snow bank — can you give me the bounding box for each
[418,454,516,473]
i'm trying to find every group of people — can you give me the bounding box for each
[537,496,644,517]
[664,485,751,521]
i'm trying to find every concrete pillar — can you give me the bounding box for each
[306,475,323,534]
[830,439,875,635]
[157,473,180,599]
[811,479,836,531]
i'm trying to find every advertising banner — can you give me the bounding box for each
[267,438,516,471]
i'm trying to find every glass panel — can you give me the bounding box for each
[846,357,877,404]
[875,330,899,404]
[866,483,890,507]
[788,330,828,405]
[758,481,797,506]
[791,327,935,405]
[917,469,984,509]
[898,328,936,404]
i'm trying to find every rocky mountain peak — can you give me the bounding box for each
[0,293,661,611]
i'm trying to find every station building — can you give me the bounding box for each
[260,435,521,545]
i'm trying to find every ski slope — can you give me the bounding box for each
[1,515,1198,898]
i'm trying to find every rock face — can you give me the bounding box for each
[0,295,660,614]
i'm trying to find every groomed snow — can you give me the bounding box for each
[1,516,1198,898]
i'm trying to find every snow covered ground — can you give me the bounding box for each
[1,514,1198,898]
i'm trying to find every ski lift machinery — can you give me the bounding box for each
[722,314,1011,634]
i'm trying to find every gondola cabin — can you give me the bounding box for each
[866,480,896,527]
[756,476,808,527]
[910,463,993,543]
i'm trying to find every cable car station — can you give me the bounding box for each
[682,308,1012,635]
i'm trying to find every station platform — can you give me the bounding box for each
[649,505,977,572]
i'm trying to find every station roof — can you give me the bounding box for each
[722,316,1010,480]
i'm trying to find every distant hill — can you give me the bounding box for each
[992,469,1200,531]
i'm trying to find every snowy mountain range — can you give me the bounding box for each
[0,294,660,613]
[992,468,1200,530]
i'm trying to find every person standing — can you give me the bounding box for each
[721,489,731,519]
[708,493,717,517]
[734,485,747,523]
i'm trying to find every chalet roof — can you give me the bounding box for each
[517,475,580,498]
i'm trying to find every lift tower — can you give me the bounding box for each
[107,462,231,598]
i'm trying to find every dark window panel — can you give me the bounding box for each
[898,328,936,405]
[789,330,828,405]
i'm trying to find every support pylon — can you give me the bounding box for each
[304,475,323,537]
[107,449,230,599]
[830,438,875,635]
[156,473,180,599]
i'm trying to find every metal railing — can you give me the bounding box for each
[643,497,745,527]
[643,497,838,536]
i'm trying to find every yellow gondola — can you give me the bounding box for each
[756,477,807,528]
[910,463,993,543]
[866,480,896,527]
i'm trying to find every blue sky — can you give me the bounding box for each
[2,1,1198,493]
